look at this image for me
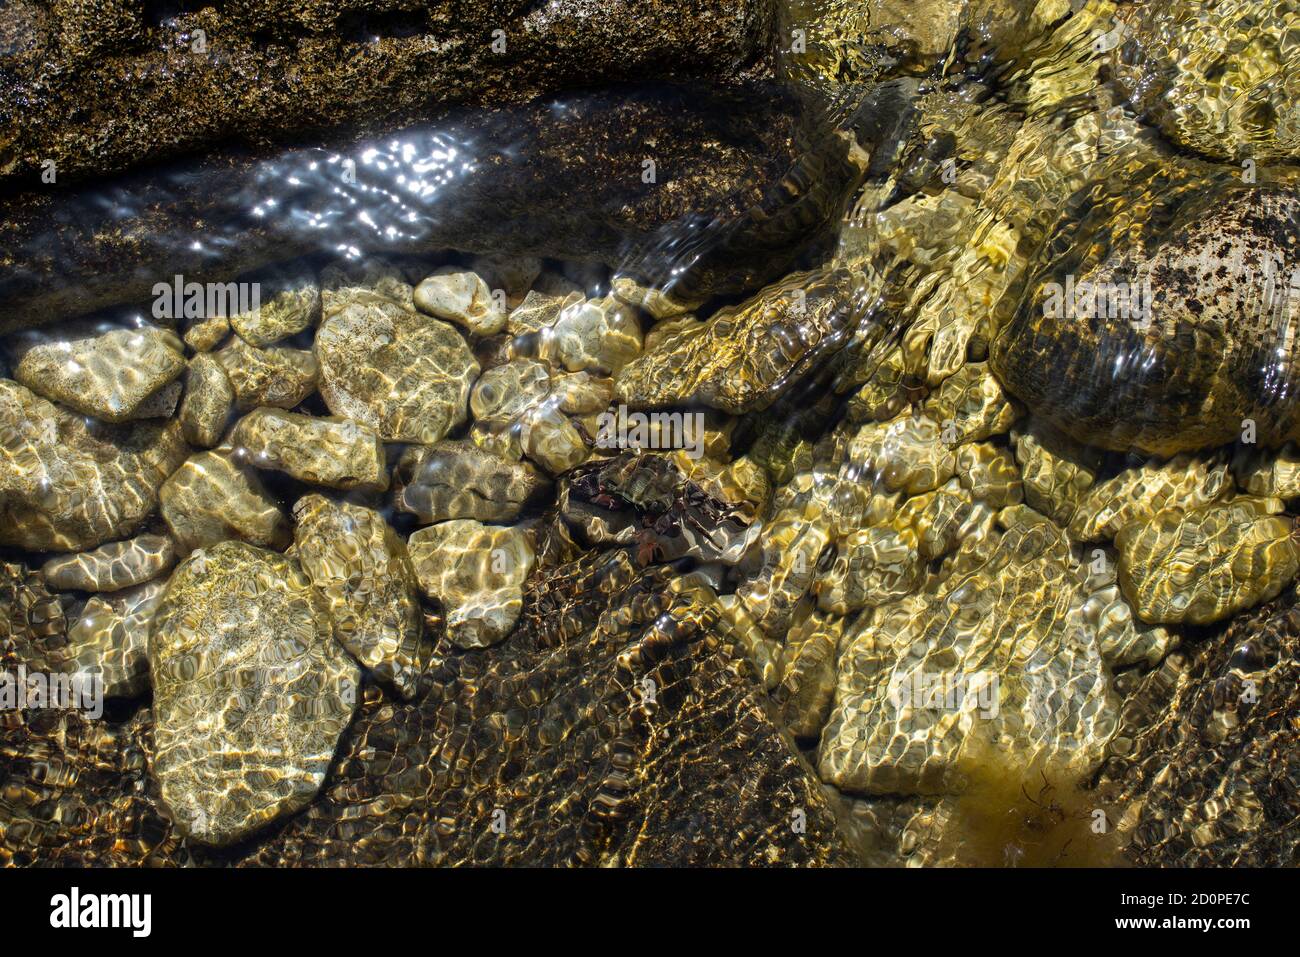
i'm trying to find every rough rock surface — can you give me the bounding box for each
[316,295,478,445]
[992,189,1300,455]
[178,354,235,449]
[0,0,778,187]
[7,323,186,423]
[159,450,291,552]
[62,580,165,699]
[229,271,320,347]
[408,520,536,649]
[1096,587,1300,866]
[148,541,360,846]
[215,337,319,412]
[0,380,188,551]
[292,496,427,699]
[41,533,176,593]
[231,408,388,492]
[393,440,549,524]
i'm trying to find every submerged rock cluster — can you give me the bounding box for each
[3,0,1300,870]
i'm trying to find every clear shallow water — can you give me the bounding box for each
[2,0,1299,867]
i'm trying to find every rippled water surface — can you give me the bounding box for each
[2,0,1299,868]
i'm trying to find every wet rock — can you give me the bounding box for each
[1013,420,1102,527]
[415,267,506,336]
[1097,589,1300,866]
[774,610,842,739]
[0,561,75,672]
[955,442,1023,508]
[42,533,176,593]
[519,406,592,475]
[230,271,320,347]
[849,413,957,495]
[320,259,414,315]
[736,509,831,639]
[292,496,426,699]
[817,521,924,616]
[231,408,388,492]
[1234,444,1300,500]
[178,354,235,449]
[818,506,1119,796]
[132,381,183,419]
[159,450,291,552]
[148,541,359,846]
[616,268,865,413]
[541,297,643,374]
[611,275,701,321]
[472,254,543,305]
[0,380,189,551]
[468,358,553,429]
[1112,1,1300,164]
[1117,497,1300,626]
[8,322,185,423]
[506,277,584,337]
[845,343,911,424]
[392,440,549,524]
[993,188,1300,455]
[922,361,1020,445]
[0,2,779,187]
[1069,453,1234,542]
[315,295,478,445]
[183,315,230,353]
[62,580,164,699]
[215,336,319,412]
[407,520,536,649]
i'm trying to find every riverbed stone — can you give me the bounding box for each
[0,379,189,551]
[393,440,550,524]
[148,541,360,846]
[292,495,426,699]
[62,579,165,699]
[179,353,235,448]
[215,336,319,411]
[159,449,291,552]
[315,294,478,445]
[415,266,507,336]
[407,520,536,649]
[42,533,176,593]
[230,270,320,347]
[231,407,388,492]
[8,322,186,423]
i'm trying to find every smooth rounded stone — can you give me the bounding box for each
[315,295,478,445]
[771,470,893,540]
[896,481,991,562]
[407,520,536,649]
[955,442,1023,508]
[616,268,862,413]
[849,413,957,495]
[1233,444,1300,500]
[716,593,782,690]
[8,322,185,422]
[506,279,584,337]
[230,270,320,347]
[469,358,553,429]
[669,451,772,524]
[541,296,643,375]
[471,254,543,305]
[1111,0,1300,164]
[62,580,165,699]
[0,380,189,551]
[292,496,426,699]
[775,609,842,739]
[992,189,1300,456]
[1073,552,1178,670]
[735,509,832,639]
[414,266,507,336]
[148,541,360,846]
[215,336,319,412]
[320,259,414,316]
[230,407,388,492]
[178,353,235,449]
[817,506,1119,797]
[1068,453,1234,543]
[392,440,550,524]
[922,361,1020,445]
[1117,497,1300,626]
[159,450,291,552]
[183,315,230,352]
[611,275,702,321]
[550,370,615,415]
[1012,420,1103,527]
[845,343,911,424]
[132,380,183,419]
[520,405,592,476]
[817,522,924,616]
[42,532,176,593]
